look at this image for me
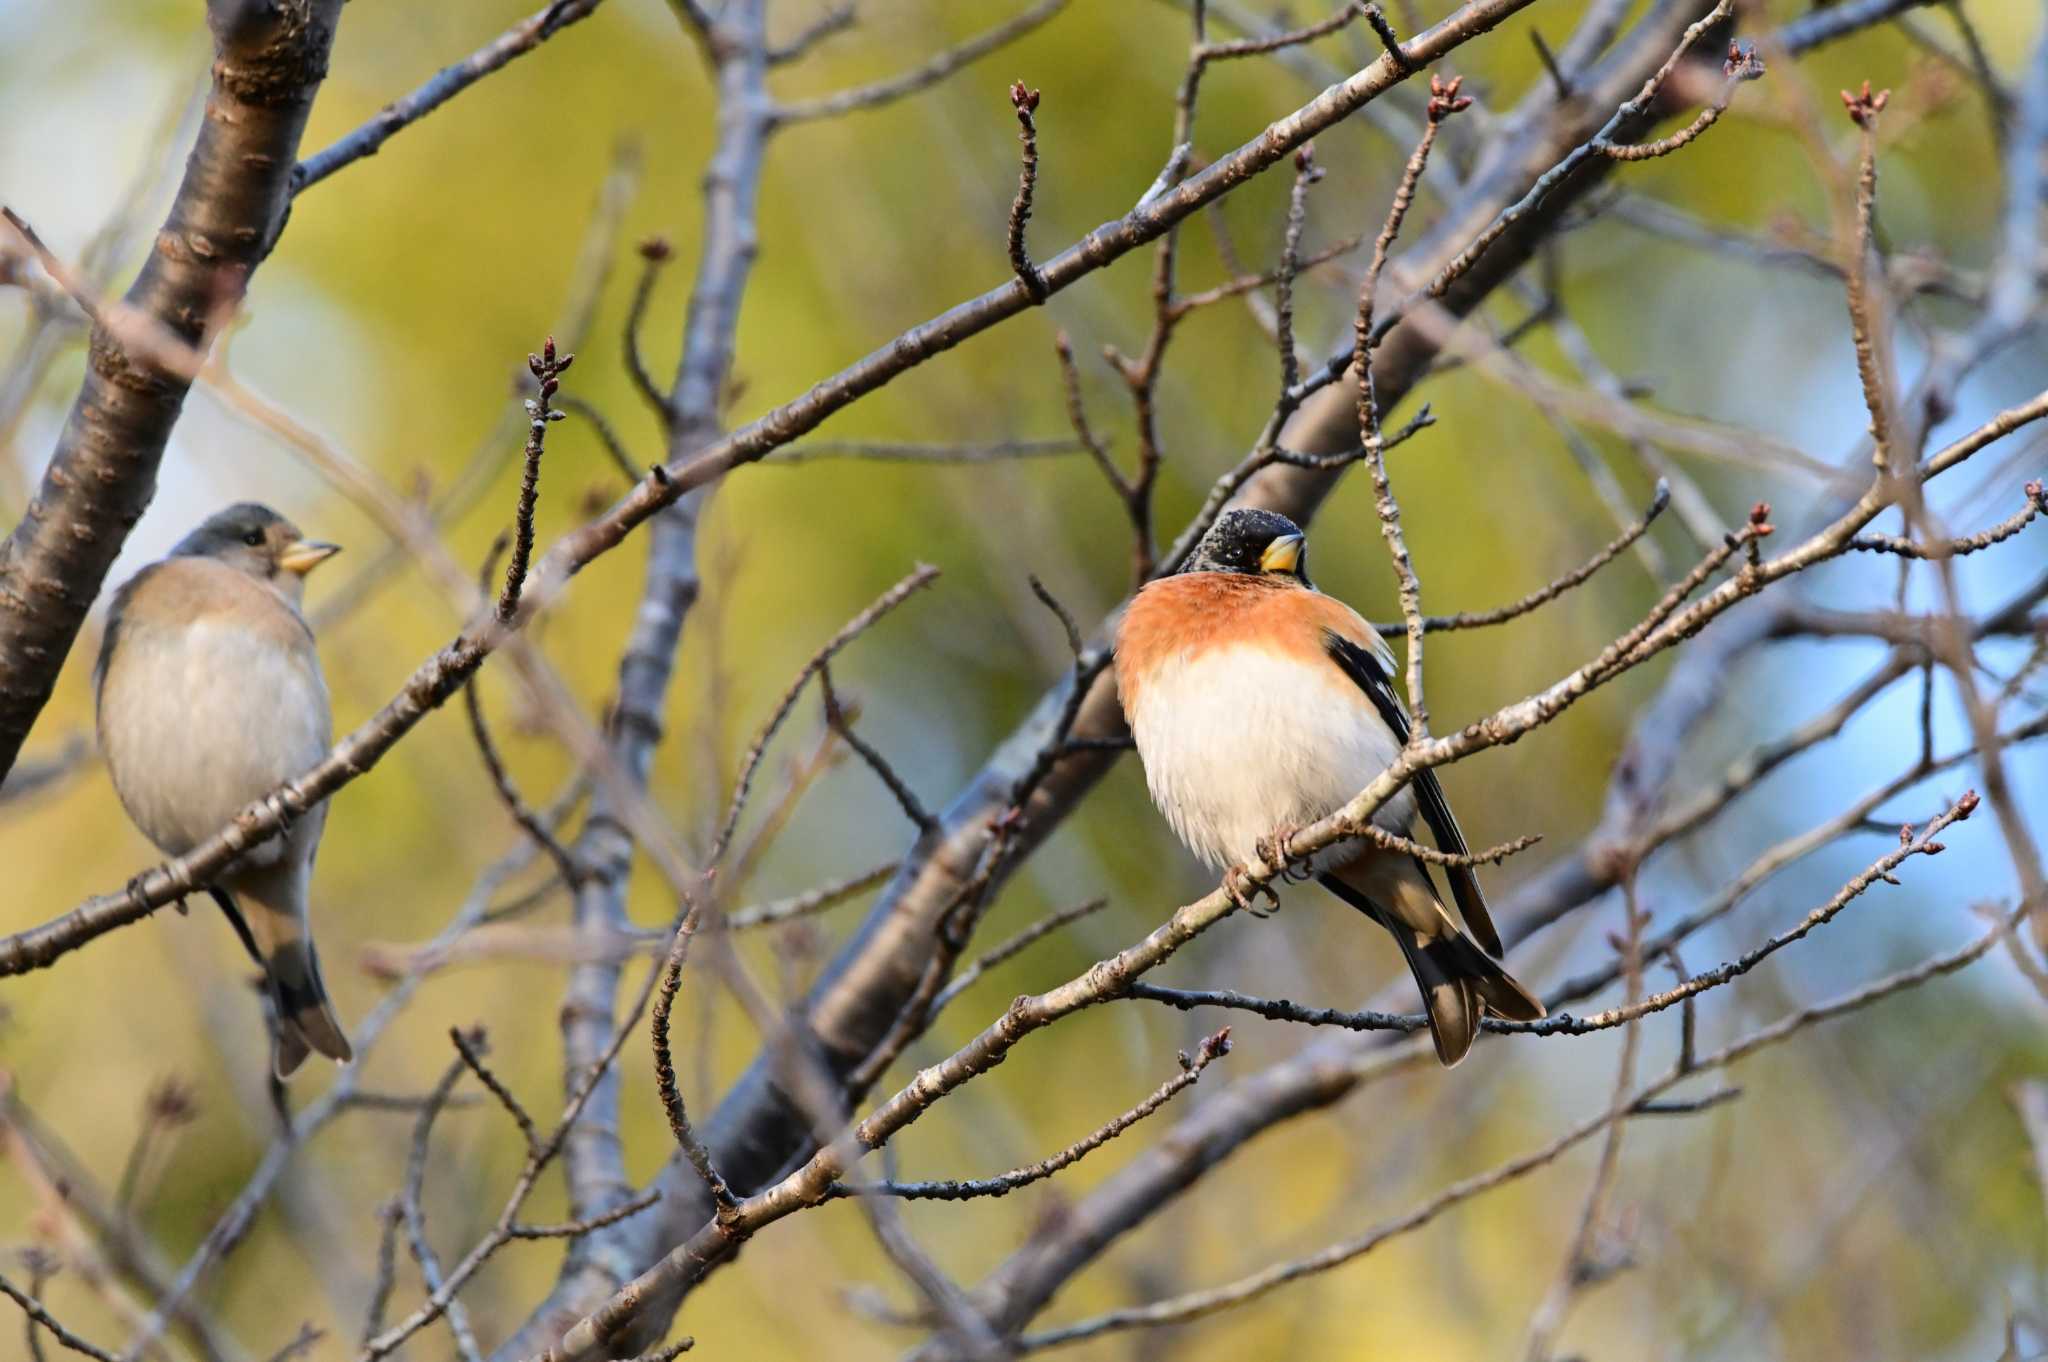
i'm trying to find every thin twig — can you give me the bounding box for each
[450,1027,540,1157]
[1841,80,1897,470]
[291,0,610,192]
[463,665,586,890]
[1595,41,1764,160]
[930,897,1112,1014]
[1355,75,1467,733]
[765,437,1084,465]
[1353,825,1542,869]
[727,862,898,930]
[2,1271,119,1362]
[767,4,855,64]
[398,1052,484,1362]
[1275,145,1323,394]
[1402,481,1670,633]
[1008,83,1049,301]
[828,1029,1230,1200]
[627,237,673,424]
[711,565,940,861]
[499,338,572,622]
[556,394,644,483]
[508,1189,663,1239]
[772,0,1070,125]
[259,1325,323,1362]
[360,1200,403,1348]
[1361,2,1417,72]
[820,665,935,832]
[1199,1,1371,60]
[651,907,740,1216]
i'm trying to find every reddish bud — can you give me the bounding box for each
[1841,80,1890,129]
[1010,80,1040,114]
[1426,72,1471,121]
[1724,40,1764,81]
[1956,789,1980,817]
[638,235,673,262]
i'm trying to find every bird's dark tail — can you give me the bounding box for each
[265,939,353,1077]
[210,885,353,1078]
[1319,861,1544,1067]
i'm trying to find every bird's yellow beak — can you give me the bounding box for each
[279,540,342,577]
[1259,533,1305,575]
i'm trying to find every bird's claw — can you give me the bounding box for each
[1256,825,1312,883]
[1224,864,1282,918]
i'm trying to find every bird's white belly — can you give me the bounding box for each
[1129,644,1415,869]
[99,618,330,859]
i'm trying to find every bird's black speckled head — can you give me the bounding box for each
[172,503,340,588]
[1182,508,1310,583]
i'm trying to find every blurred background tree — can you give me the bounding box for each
[1,1,2045,1359]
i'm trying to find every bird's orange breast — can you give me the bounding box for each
[1114,570,1377,713]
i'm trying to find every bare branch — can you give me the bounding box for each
[765,437,1083,464]
[500,339,572,621]
[626,238,674,425]
[651,909,739,1215]
[711,565,940,861]
[1399,481,1670,633]
[398,1051,485,1362]
[463,666,587,892]
[773,0,1071,125]
[1595,39,1765,160]
[828,1030,1230,1201]
[820,666,935,833]
[1007,83,1049,301]
[767,5,855,65]
[929,897,1112,1015]
[727,863,898,930]
[293,1,610,191]
[1,1271,119,1362]
[1355,74,1467,731]
[451,1027,541,1158]
[0,0,347,784]
[1840,80,1899,470]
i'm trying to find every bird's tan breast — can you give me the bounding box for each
[96,560,330,858]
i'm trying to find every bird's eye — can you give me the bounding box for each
[242,529,265,547]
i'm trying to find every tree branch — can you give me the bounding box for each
[0,0,347,783]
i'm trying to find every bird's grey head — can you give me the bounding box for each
[171,503,340,600]
[1183,508,1310,583]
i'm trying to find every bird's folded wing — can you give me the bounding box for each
[1321,629,1503,957]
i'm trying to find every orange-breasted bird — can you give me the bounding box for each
[1115,508,1543,1066]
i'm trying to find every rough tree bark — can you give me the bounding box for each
[0,0,347,781]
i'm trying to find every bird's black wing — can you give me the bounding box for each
[1322,629,1503,957]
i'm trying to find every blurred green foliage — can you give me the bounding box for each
[1,2,2043,1359]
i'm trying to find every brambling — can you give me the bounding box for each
[95,503,350,1077]
[1115,508,1543,1066]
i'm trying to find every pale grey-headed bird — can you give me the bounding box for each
[95,503,350,1076]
